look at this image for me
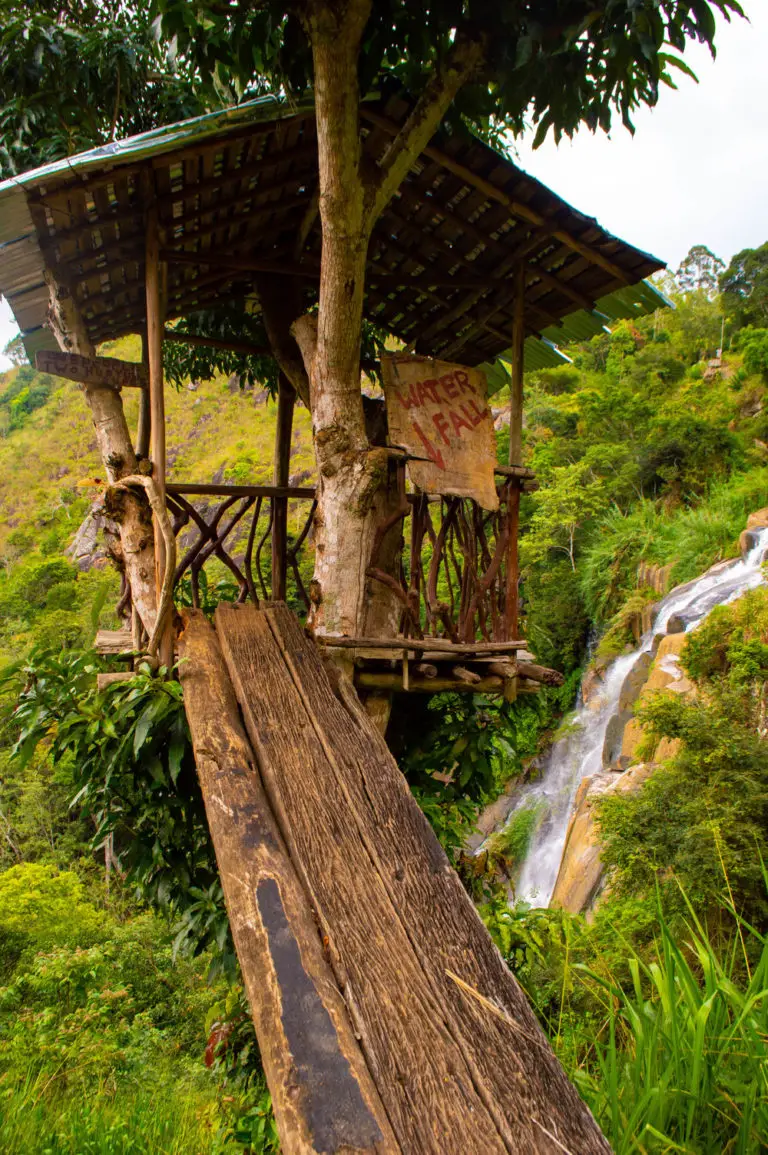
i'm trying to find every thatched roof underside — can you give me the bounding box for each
[0,90,665,367]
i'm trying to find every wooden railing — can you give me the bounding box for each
[165,483,317,613]
[367,462,533,643]
[153,467,534,642]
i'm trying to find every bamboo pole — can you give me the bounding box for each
[136,331,151,459]
[505,264,525,640]
[272,373,296,601]
[145,203,173,670]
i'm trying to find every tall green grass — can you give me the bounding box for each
[0,1069,236,1154]
[573,899,768,1153]
[581,466,768,621]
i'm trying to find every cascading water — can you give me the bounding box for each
[501,527,768,908]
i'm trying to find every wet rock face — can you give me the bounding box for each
[550,763,655,914]
[740,529,760,559]
[618,652,652,713]
[746,507,768,531]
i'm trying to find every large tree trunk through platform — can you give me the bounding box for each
[293,0,482,639]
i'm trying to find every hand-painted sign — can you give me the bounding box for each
[381,353,498,510]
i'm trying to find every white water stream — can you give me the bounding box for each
[503,527,768,908]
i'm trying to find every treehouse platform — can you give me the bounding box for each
[0,87,665,1152]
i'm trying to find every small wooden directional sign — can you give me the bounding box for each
[381,353,498,510]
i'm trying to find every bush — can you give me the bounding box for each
[0,862,101,948]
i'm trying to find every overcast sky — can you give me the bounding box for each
[1,4,766,369]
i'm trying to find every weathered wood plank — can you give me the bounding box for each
[263,604,611,1154]
[35,350,148,389]
[94,628,135,656]
[215,602,509,1155]
[319,636,526,655]
[356,672,504,694]
[178,611,397,1155]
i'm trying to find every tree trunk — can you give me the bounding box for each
[294,0,388,637]
[86,383,158,634]
[46,278,157,635]
[296,2,481,640]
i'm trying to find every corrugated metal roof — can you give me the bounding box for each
[482,279,671,390]
[0,95,311,360]
[0,95,310,201]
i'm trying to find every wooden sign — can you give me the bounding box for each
[381,353,498,510]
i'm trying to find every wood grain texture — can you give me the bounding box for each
[258,604,610,1154]
[215,602,509,1155]
[178,611,397,1155]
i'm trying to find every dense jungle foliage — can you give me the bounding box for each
[2,244,768,1151]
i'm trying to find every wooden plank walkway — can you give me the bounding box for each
[179,605,610,1155]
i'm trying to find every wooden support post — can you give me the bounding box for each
[136,331,151,459]
[504,264,525,640]
[178,612,397,1155]
[271,373,296,601]
[145,204,173,670]
[508,264,525,467]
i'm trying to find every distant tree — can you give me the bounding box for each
[720,243,768,330]
[676,244,725,298]
[2,333,25,367]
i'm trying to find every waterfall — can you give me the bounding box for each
[502,528,768,909]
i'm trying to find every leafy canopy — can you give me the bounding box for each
[0,0,744,179]
[155,0,742,147]
[720,242,768,329]
[0,0,207,176]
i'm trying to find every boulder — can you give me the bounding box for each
[619,633,687,766]
[551,763,656,913]
[602,709,633,769]
[581,664,605,706]
[66,500,110,571]
[746,507,768,531]
[618,652,652,713]
[740,529,760,559]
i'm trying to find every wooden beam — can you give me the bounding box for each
[517,660,565,686]
[319,636,526,654]
[35,349,148,389]
[163,330,271,357]
[178,611,397,1154]
[360,110,632,285]
[161,248,317,279]
[167,482,316,500]
[163,246,533,294]
[524,260,595,311]
[509,264,525,467]
[357,671,503,693]
[136,331,151,459]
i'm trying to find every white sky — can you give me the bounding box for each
[0,5,766,370]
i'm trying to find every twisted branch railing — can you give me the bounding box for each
[112,473,528,642]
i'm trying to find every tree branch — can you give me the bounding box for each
[367,33,484,228]
[255,275,311,407]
